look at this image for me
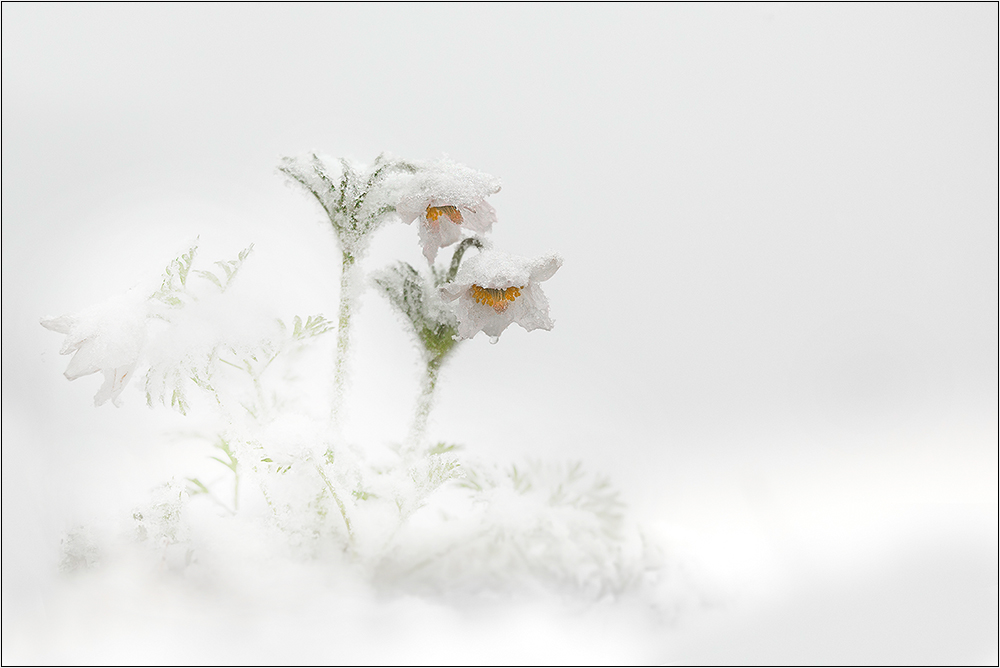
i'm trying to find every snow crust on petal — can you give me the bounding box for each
[443,250,561,340]
[392,159,501,262]
[529,254,564,283]
[447,249,561,292]
[396,159,501,221]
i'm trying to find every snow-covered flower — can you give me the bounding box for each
[441,249,562,340]
[41,290,149,407]
[396,160,501,263]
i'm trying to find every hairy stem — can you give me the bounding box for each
[233,465,240,512]
[409,356,442,448]
[443,237,484,285]
[332,250,356,424]
[314,463,353,541]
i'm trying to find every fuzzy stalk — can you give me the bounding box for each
[331,250,356,424]
[315,463,353,542]
[443,237,484,284]
[409,355,443,448]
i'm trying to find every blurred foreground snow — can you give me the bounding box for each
[3,402,995,664]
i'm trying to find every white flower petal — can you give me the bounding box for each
[398,159,500,261]
[443,249,561,341]
[458,200,497,234]
[529,254,563,283]
[418,217,465,263]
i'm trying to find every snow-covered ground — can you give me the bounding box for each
[3,404,995,664]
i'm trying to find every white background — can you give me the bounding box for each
[3,4,997,663]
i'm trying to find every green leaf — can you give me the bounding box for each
[428,442,462,455]
[193,269,223,290]
[209,455,236,472]
[215,260,235,281]
[352,488,375,501]
[178,246,197,286]
[336,157,353,212]
[170,389,188,416]
[290,314,334,341]
[186,477,209,495]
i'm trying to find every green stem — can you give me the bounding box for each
[252,374,267,418]
[241,439,279,521]
[233,464,240,512]
[409,356,442,448]
[332,250,356,423]
[314,463,353,541]
[442,237,484,285]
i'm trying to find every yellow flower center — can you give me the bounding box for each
[470,285,523,313]
[426,205,464,225]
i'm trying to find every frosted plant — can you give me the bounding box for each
[374,460,660,598]
[374,242,561,446]
[58,527,101,574]
[279,154,503,422]
[395,158,500,263]
[277,152,417,260]
[279,153,418,420]
[41,150,670,607]
[42,241,343,526]
[130,480,195,572]
[441,248,563,341]
[41,288,151,407]
[372,237,483,446]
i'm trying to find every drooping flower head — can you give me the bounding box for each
[441,249,562,341]
[396,159,501,263]
[41,289,150,407]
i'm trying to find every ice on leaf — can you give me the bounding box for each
[371,262,460,363]
[279,153,417,257]
[441,249,562,340]
[374,460,656,598]
[41,288,150,407]
[395,159,501,263]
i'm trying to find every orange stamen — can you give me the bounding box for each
[469,285,523,313]
[426,205,464,225]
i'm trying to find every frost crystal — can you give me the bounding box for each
[375,460,656,598]
[279,153,417,257]
[371,262,459,363]
[395,159,501,263]
[441,249,562,340]
[41,289,150,407]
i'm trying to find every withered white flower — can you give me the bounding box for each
[441,249,562,340]
[395,159,501,263]
[41,290,149,407]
